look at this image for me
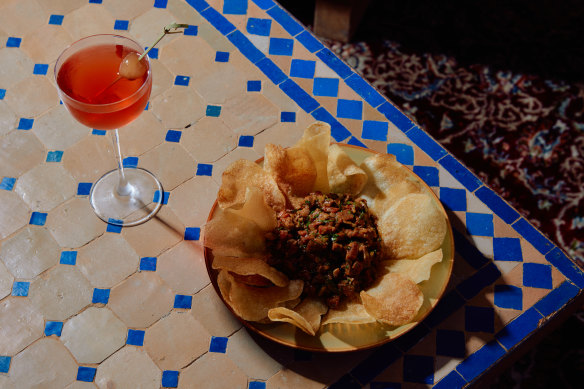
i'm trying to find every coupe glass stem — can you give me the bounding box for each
[110,129,132,197]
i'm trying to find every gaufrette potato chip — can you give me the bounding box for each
[383,249,443,283]
[327,144,368,195]
[322,297,376,325]
[264,144,317,208]
[212,255,289,287]
[294,121,331,193]
[377,193,447,259]
[217,159,286,211]
[359,153,422,217]
[268,297,328,335]
[229,187,277,231]
[360,272,423,326]
[217,270,303,322]
[203,208,265,257]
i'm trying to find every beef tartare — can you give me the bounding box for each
[265,192,382,308]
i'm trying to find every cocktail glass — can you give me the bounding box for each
[55,34,162,226]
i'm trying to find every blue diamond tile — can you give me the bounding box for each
[0,177,16,191]
[174,294,192,309]
[238,135,254,147]
[123,156,138,168]
[350,343,402,384]
[523,263,553,289]
[465,306,494,333]
[92,288,110,304]
[77,366,97,382]
[403,354,434,384]
[60,251,77,265]
[92,129,106,135]
[33,63,49,75]
[196,163,212,176]
[146,47,158,59]
[140,257,157,271]
[439,187,467,211]
[436,330,466,358]
[215,51,230,62]
[77,182,92,196]
[246,17,271,36]
[223,0,247,14]
[154,0,168,8]
[48,14,64,25]
[209,336,228,353]
[114,20,129,30]
[362,120,388,141]
[6,37,21,48]
[493,237,522,261]
[387,143,414,165]
[162,370,179,388]
[313,77,339,98]
[165,130,182,143]
[153,190,169,205]
[184,227,200,241]
[206,105,221,117]
[106,222,122,233]
[413,166,439,187]
[12,281,29,297]
[466,213,494,237]
[0,89,5,99]
[494,284,523,310]
[280,111,296,122]
[44,321,63,336]
[46,150,63,162]
[29,212,47,226]
[183,25,198,36]
[174,75,190,86]
[249,382,266,389]
[290,59,316,78]
[269,37,294,56]
[0,356,10,373]
[126,329,145,346]
[247,80,261,92]
[457,263,501,300]
[336,99,362,120]
[18,118,34,130]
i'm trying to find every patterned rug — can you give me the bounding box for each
[322,37,584,389]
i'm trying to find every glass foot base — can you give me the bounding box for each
[89,168,163,227]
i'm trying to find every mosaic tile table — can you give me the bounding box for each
[1,0,583,388]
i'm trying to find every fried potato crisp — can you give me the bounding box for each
[322,297,376,326]
[212,255,289,287]
[383,249,443,284]
[203,208,265,257]
[377,193,447,259]
[264,144,317,207]
[217,270,303,322]
[294,122,331,193]
[359,154,422,217]
[217,159,286,211]
[327,144,368,195]
[229,187,277,231]
[360,272,423,326]
[268,298,328,336]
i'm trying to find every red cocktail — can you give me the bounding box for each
[55,35,162,226]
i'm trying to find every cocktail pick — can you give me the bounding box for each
[92,22,189,100]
